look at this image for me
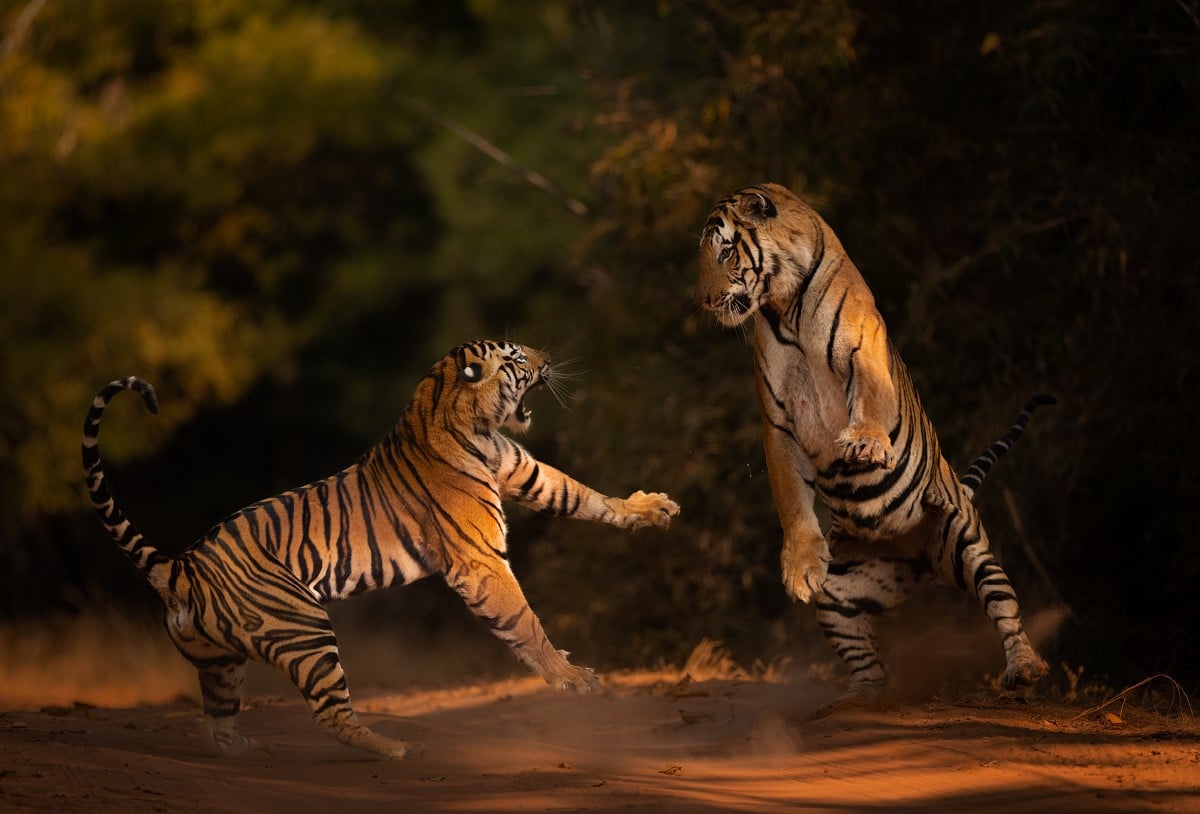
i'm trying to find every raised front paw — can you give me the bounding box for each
[781,537,830,604]
[835,423,896,469]
[615,490,681,531]
[544,661,600,694]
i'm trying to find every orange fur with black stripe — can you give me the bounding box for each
[697,183,1048,702]
[83,341,679,757]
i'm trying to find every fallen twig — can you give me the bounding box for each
[1069,673,1194,721]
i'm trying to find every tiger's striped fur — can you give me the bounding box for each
[696,183,1049,700]
[960,394,1057,495]
[83,341,680,757]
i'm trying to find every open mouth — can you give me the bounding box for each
[513,380,545,424]
[514,396,532,423]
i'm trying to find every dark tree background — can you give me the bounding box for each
[2,0,1197,693]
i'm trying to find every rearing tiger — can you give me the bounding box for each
[696,183,1049,701]
[82,340,680,757]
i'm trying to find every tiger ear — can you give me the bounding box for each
[451,347,484,383]
[739,191,778,222]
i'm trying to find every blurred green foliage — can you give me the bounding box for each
[1,0,1197,691]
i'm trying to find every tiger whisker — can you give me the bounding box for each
[736,316,752,348]
[545,358,582,409]
[545,378,573,410]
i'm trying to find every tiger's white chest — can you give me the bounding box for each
[752,314,849,465]
[752,310,927,540]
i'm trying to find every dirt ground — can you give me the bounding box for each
[3,664,1198,813]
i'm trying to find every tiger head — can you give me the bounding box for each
[696,182,823,326]
[440,340,552,433]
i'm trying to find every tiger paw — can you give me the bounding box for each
[204,717,267,758]
[836,423,896,469]
[807,680,885,721]
[208,734,254,757]
[781,538,830,604]
[383,739,424,760]
[544,662,601,694]
[1001,652,1049,690]
[614,490,681,531]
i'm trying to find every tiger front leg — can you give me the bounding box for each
[498,440,679,531]
[829,307,899,470]
[761,414,828,603]
[445,552,599,694]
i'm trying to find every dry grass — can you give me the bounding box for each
[677,637,791,682]
[1069,672,1195,724]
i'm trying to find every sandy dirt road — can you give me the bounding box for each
[3,669,1197,813]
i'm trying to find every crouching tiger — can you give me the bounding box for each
[82,340,680,757]
[697,183,1050,703]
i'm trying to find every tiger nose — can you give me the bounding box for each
[525,346,551,371]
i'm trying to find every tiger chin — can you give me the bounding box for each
[697,183,1050,704]
[82,340,680,758]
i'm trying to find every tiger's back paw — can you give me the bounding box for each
[807,681,885,721]
[204,724,270,759]
[205,715,264,763]
[341,728,424,759]
[208,735,256,757]
[382,739,423,760]
[545,662,600,694]
[617,490,681,530]
[1002,654,1049,690]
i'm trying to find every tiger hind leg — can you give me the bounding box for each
[195,656,253,755]
[927,498,1048,689]
[181,561,419,759]
[168,614,257,756]
[814,543,927,708]
[286,647,420,759]
[249,596,420,759]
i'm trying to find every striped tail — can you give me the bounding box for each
[960,394,1057,492]
[82,377,173,594]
